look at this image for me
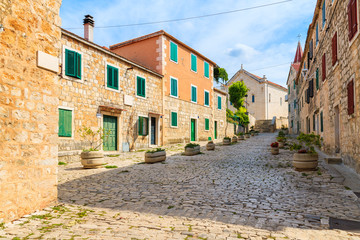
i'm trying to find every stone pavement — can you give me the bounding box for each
[1,133,360,240]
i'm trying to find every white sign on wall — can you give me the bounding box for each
[124,95,134,106]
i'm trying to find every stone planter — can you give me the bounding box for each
[278,141,285,148]
[184,146,200,156]
[145,151,166,163]
[231,136,238,143]
[206,141,215,150]
[81,151,105,169]
[238,135,245,140]
[245,134,250,139]
[223,138,231,145]
[250,132,255,136]
[293,153,318,170]
[255,132,259,136]
[270,147,279,155]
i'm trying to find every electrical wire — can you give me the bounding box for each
[65,0,292,30]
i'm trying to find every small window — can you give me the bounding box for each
[59,109,72,137]
[316,68,319,90]
[171,112,178,127]
[170,77,178,97]
[348,79,355,115]
[138,116,149,136]
[204,90,209,106]
[191,54,197,72]
[191,86,197,103]
[348,0,358,41]
[170,41,178,63]
[218,96,222,110]
[316,23,319,45]
[280,97,282,106]
[106,65,119,90]
[332,32,338,66]
[291,120,294,128]
[320,111,324,132]
[322,0,326,27]
[204,61,210,78]
[252,95,255,103]
[65,49,81,79]
[136,76,146,97]
[269,93,271,102]
[205,118,210,131]
[288,104,291,112]
[322,53,326,81]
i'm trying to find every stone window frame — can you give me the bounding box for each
[104,61,121,93]
[190,53,197,73]
[58,106,75,139]
[204,90,210,107]
[62,45,84,83]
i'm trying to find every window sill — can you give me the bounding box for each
[191,69,197,74]
[170,59,178,64]
[349,31,360,48]
[191,101,197,104]
[170,125,178,129]
[62,74,84,83]
[169,95,179,99]
[136,95,146,100]
[105,86,120,93]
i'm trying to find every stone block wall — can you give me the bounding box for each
[0,0,62,222]
[59,32,163,162]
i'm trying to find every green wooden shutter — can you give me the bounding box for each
[142,77,146,97]
[218,96,221,109]
[59,109,72,137]
[65,49,76,77]
[191,54,197,72]
[138,117,143,135]
[320,111,324,132]
[205,118,209,130]
[316,68,319,90]
[191,86,197,102]
[170,42,178,62]
[204,62,209,78]
[114,68,119,89]
[137,76,145,97]
[107,65,113,88]
[76,52,81,79]
[205,91,209,106]
[171,112,177,127]
[171,78,177,97]
[137,77,141,96]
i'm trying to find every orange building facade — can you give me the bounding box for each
[110,31,226,143]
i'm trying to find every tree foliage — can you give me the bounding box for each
[228,81,249,126]
[214,67,228,83]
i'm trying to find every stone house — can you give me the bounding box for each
[109,31,224,144]
[295,0,360,173]
[225,66,288,128]
[59,19,164,162]
[286,42,303,134]
[213,88,228,139]
[0,0,61,222]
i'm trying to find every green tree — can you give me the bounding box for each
[228,81,249,128]
[214,67,228,84]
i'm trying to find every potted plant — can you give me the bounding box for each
[223,137,231,145]
[281,125,289,135]
[238,132,245,140]
[184,143,200,156]
[276,136,286,148]
[270,142,279,155]
[206,137,215,150]
[232,135,238,143]
[245,132,250,138]
[249,126,255,136]
[255,131,259,136]
[291,133,322,171]
[78,126,109,169]
[145,148,166,163]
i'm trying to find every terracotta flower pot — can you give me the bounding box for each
[81,151,105,169]
[145,151,166,163]
[271,147,279,155]
[206,141,215,150]
[293,153,318,170]
[184,146,200,156]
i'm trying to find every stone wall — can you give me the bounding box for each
[0,0,62,222]
[59,31,163,162]
[297,0,360,173]
[287,65,300,134]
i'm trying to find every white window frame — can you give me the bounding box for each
[191,85,197,104]
[62,45,84,83]
[204,90,210,107]
[135,75,146,99]
[170,41,178,64]
[190,53,197,73]
[170,111,178,128]
[170,76,178,98]
[104,61,120,93]
[204,61,210,79]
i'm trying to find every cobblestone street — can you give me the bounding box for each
[1,133,360,239]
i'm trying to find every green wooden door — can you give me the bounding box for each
[191,119,196,141]
[214,121,217,140]
[103,115,117,151]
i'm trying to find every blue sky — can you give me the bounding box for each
[60,0,316,87]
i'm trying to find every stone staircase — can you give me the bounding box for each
[255,120,275,133]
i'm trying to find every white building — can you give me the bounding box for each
[225,66,288,128]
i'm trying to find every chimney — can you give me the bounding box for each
[83,15,94,42]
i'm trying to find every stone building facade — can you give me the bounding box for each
[286,42,303,134]
[225,67,288,128]
[0,0,62,222]
[295,0,360,173]
[109,31,225,144]
[59,28,164,162]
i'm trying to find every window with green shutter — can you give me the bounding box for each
[107,65,119,90]
[204,61,209,78]
[170,41,178,63]
[205,118,209,130]
[171,112,178,127]
[65,49,81,79]
[293,80,296,89]
[316,68,319,90]
[191,86,197,103]
[136,76,146,97]
[58,109,72,137]
[320,111,324,132]
[170,77,178,97]
[138,116,149,136]
[204,91,209,106]
[218,96,222,109]
[191,54,197,72]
